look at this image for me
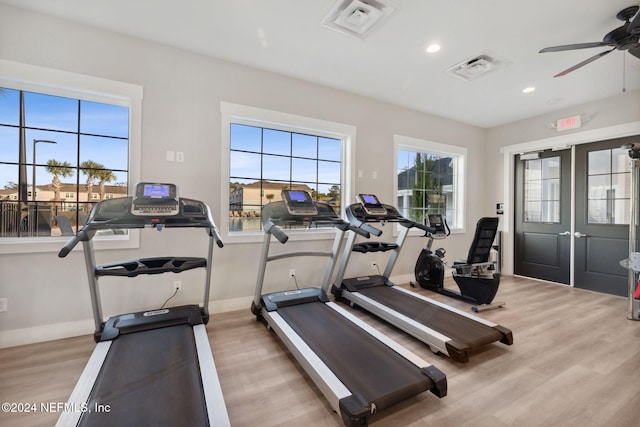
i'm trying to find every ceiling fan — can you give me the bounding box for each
[539,5,640,77]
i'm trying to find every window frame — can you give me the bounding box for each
[393,134,466,235]
[0,59,143,254]
[220,102,356,243]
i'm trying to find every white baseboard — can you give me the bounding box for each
[0,319,95,349]
[0,296,254,349]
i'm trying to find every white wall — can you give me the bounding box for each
[0,5,489,346]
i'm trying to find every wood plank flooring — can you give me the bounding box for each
[1,275,639,426]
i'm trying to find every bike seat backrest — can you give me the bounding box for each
[464,217,499,265]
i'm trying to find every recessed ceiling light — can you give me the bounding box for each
[426,44,441,53]
[522,86,536,94]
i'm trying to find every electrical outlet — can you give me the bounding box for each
[176,151,184,162]
[371,261,378,270]
[173,281,182,292]
[0,298,7,312]
[289,269,295,278]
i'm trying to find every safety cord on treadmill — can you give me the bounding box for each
[159,288,178,309]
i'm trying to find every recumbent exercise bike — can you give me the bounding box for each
[413,214,505,312]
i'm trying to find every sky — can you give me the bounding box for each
[0,88,129,191]
[229,123,341,195]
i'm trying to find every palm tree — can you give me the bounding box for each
[80,160,103,204]
[45,159,73,203]
[95,168,117,200]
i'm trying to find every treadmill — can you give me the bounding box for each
[56,182,230,427]
[331,194,513,363]
[251,190,446,427]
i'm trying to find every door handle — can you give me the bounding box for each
[558,231,571,236]
[574,232,588,238]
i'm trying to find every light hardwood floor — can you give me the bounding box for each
[1,275,639,426]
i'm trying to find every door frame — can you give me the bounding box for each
[501,121,640,285]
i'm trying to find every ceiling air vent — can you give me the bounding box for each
[446,52,509,81]
[322,0,399,39]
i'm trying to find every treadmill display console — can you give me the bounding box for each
[427,214,447,235]
[282,190,318,216]
[357,194,387,216]
[131,182,179,216]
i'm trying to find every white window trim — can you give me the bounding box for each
[393,134,467,235]
[220,101,356,243]
[0,59,143,254]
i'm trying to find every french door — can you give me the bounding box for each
[514,149,571,284]
[515,136,639,297]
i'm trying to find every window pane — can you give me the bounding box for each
[611,148,630,173]
[24,92,78,132]
[262,155,290,181]
[80,136,128,171]
[542,179,560,201]
[540,201,560,223]
[292,158,317,183]
[588,175,610,199]
[230,151,261,179]
[524,159,541,181]
[612,172,630,199]
[0,126,19,162]
[397,150,412,171]
[318,137,341,161]
[0,88,19,126]
[0,164,18,194]
[613,199,630,224]
[542,157,560,179]
[524,201,541,222]
[292,133,317,158]
[318,160,340,184]
[81,101,129,138]
[230,124,261,152]
[589,150,610,175]
[525,181,542,201]
[263,129,290,155]
[588,199,607,224]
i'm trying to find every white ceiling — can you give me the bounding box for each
[3,0,640,128]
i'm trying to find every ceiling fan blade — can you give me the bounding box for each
[540,42,612,53]
[629,44,640,59]
[553,48,616,77]
[629,10,640,35]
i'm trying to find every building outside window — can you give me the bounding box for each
[0,87,129,238]
[395,135,466,231]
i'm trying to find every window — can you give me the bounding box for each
[523,156,561,223]
[0,59,142,254]
[587,147,630,224]
[395,135,466,230]
[0,88,129,237]
[221,102,355,240]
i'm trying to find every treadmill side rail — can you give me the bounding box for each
[194,324,231,427]
[55,341,111,427]
[263,310,355,408]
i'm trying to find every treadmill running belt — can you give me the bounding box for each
[359,286,504,348]
[278,302,431,410]
[78,324,208,427]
